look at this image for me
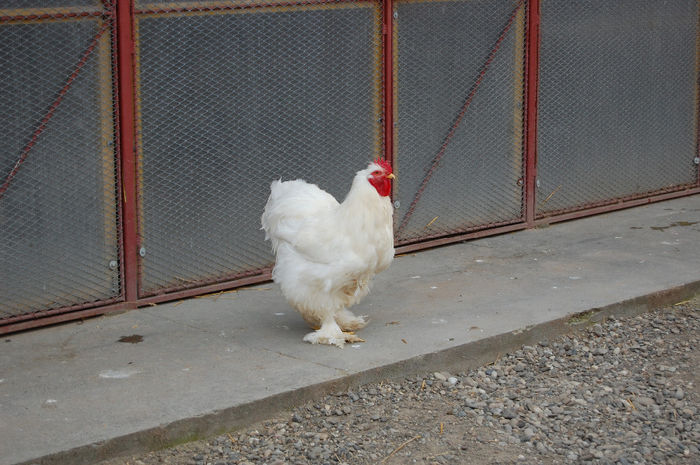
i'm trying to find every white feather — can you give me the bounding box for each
[261,163,395,339]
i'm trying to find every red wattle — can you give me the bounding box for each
[369,177,392,197]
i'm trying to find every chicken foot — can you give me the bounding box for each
[303,316,365,348]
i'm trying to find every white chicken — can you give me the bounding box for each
[261,159,395,347]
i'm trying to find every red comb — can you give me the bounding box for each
[373,158,393,174]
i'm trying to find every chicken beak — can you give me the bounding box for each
[387,173,396,180]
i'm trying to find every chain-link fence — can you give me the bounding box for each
[0,1,121,322]
[393,0,527,245]
[536,0,699,217]
[133,0,384,297]
[2,0,699,332]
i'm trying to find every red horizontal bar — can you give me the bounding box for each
[536,184,700,221]
[0,296,124,328]
[135,0,372,16]
[396,217,524,246]
[0,271,272,335]
[395,222,528,255]
[139,267,271,300]
[135,270,273,307]
[535,187,700,226]
[0,300,135,335]
[0,11,105,23]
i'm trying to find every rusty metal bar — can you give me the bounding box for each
[535,187,700,227]
[535,185,700,223]
[117,0,140,302]
[0,301,134,335]
[135,0,366,15]
[134,269,272,306]
[524,0,540,226]
[697,0,700,187]
[383,0,394,169]
[0,11,104,22]
[0,297,124,329]
[396,222,527,255]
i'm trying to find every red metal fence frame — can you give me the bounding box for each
[2,0,699,334]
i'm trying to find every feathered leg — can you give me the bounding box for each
[303,315,364,348]
[334,308,368,332]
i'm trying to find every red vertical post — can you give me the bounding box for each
[383,0,394,168]
[116,0,139,302]
[524,0,540,226]
[697,0,700,187]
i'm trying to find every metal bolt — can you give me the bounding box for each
[393,11,398,19]
[393,200,401,209]
[516,178,524,186]
[694,157,699,165]
[536,178,541,188]
[108,260,118,270]
[139,247,146,257]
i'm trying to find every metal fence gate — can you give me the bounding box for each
[2,0,699,333]
[133,0,385,298]
[536,0,699,217]
[1,1,122,327]
[392,0,526,245]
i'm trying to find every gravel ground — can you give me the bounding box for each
[103,298,698,465]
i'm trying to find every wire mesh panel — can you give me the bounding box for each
[134,1,384,296]
[393,0,527,244]
[0,3,120,320]
[536,0,699,217]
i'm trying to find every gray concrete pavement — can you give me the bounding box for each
[2,195,700,465]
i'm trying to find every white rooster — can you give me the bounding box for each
[261,159,395,347]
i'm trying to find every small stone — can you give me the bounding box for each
[636,396,655,408]
[447,376,458,385]
[434,372,447,381]
[521,427,535,441]
[465,399,483,409]
[307,446,323,459]
[674,388,685,400]
[592,347,608,355]
[502,409,517,419]
[655,391,665,405]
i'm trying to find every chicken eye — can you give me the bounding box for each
[371,170,382,177]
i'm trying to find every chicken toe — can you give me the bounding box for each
[343,332,365,343]
[302,318,347,348]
